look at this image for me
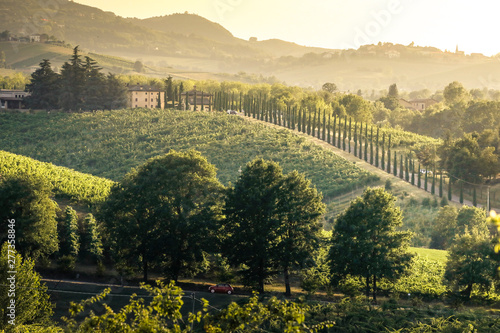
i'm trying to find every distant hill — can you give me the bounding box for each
[1,0,500,91]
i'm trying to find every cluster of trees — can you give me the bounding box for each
[25,46,128,111]
[0,174,104,272]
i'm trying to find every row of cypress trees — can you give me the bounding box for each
[222,92,483,209]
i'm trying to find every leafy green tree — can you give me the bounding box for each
[133,60,144,73]
[443,81,469,105]
[322,82,337,93]
[456,206,488,236]
[430,206,459,249]
[445,228,495,299]
[0,175,58,261]
[100,150,224,282]
[25,59,60,109]
[0,243,54,330]
[224,159,325,294]
[274,170,326,296]
[329,187,414,302]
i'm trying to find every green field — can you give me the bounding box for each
[0,109,379,202]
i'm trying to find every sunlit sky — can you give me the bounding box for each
[74,0,500,56]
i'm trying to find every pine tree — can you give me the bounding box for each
[82,56,106,111]
[60,46,86,111]
[25,59,60,109]
[459,181,464,204]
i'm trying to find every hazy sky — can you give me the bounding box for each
[74,0,500,56]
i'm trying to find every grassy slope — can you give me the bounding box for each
[0,109,378,201]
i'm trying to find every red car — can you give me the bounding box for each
[208,283,234,294]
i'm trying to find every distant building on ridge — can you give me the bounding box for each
[128,85,165,109]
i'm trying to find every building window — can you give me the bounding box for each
[145,98,147,102]
[135,98,138,102]
[151,98,153,102]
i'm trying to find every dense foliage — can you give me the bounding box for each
[0,150,114,206]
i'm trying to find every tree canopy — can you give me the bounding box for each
[329,187,414,302]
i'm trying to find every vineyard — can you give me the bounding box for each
[0,150,114,206]
[0,109,378,201]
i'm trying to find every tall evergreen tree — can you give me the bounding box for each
[424,170,428,191]
[473,187,477,206]
[61,206,80,257]
[165,76,174,107]
[322,109,327,141]
[59,46,86,111]
[411,160,415,185]
[103,73,127,110]
[25,59,60,109]
[404,156,409,182]
[381,133,385,171]
[354,122,358,157]
[348,117,352,153]
[439,170,444,198]
[418,163,422,188]
[327,113,331,144]
[343,116,347,151]
[307,110,312,135]
[387,134,392,174]
[399,155,404,179]
[375,127,379,167]
[459,181,464,204]
[431,167,436,195]
[393,152,398,177]
[448,177,453,201]
[359,122,363,159]
[84,213,103,263]
[370,127,374,165]
[364,126,369,162]
[82,56,106,111]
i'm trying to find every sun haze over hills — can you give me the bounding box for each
[1,0,500,91]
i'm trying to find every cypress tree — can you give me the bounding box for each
[424,170,428,191]
[328,113,331,144]
[473,187,477,206]
[375,127,379,167]
[297,108,302,132]
[312,107,317,137]
[364,125,369,162]
[303,108,307,133]
[239,92,243,112]
[337,116,342,148]
[343,116,347,151]
[405,156,409,182]
[332,116,337,147]
[381,133,385,171]
[399,155,404,179]
[448,177,452,201]
[387,134,392,174]
[62,206,80,257]
[194,90,197,111]
[411,160,415,185]
[439,170,443,198]
[348,117,352,153]
[431,167,436,195]
[359,122,363,159]
[322,110,327,141]
[459,181,464,204]
[393,152,398,176]
[354,122,358,157]
[369,127,374,165]
[417,163,421,188]
[307,110,312,135]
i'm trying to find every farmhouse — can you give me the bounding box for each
[0,89,29,109]
[399,98,438,111]
[128,85,165,109]
[180,87,212,111]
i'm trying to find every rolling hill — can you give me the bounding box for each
[2,0,500,91]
